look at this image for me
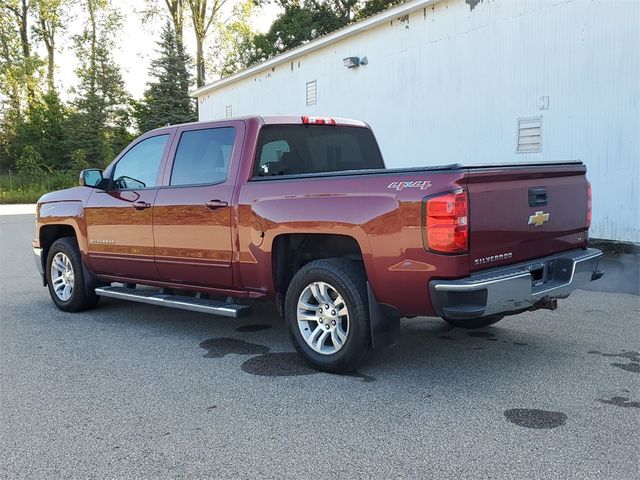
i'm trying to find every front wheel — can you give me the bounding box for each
[46,237,99,312]
[442,315,504,329]
[285,258,371,373]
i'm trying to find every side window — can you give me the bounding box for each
[170,127,236,186]
[112,134,169,189]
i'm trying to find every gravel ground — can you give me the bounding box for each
[1,213,638,479]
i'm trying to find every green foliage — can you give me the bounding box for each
[243,0,404,68]
[248,0,349,65]
[0,0,407,203]
[70,148,89,171]
[135,22,196,132]
[16,145,46,175]
[211,0,255,77]
[0,170,76,203]
[33,0,67,90]
[355,0,403,19]
[0,9,25,112]
[13,90,69,170]
[67,0,133,167]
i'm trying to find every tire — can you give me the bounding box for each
[442,315,504,329]
[46,237,100,312]
[285,258,371,373]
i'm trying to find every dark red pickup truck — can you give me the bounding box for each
[33,115,603,372]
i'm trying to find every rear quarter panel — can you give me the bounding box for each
[237,171,469,316]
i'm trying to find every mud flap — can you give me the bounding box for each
[82,260,106,292]
[367,282,401,350]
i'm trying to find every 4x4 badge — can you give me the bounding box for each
[387,180,431,191]
[528,211,550,227]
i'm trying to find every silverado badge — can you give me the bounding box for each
[528,211,550,227]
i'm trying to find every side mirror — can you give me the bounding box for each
[79,169,104,188]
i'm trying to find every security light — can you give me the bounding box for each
[343,56,368,68]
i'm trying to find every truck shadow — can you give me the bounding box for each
[75,297,573,385]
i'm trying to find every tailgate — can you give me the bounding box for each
[466,163,589,271]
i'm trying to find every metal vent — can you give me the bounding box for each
[225,105,232,118]
[306,80,317,106]
[517,116,542,153]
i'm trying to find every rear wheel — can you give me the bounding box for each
[46,237,99,312]
[442,315,504,329]
[285,258,371,373]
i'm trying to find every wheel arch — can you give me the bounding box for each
[36,200,88,264]
[40,224,78,254]
[271,233,365,300]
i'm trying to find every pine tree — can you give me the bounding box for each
[68,0,132,167]
[135,22,196,133]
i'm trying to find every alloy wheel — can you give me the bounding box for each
[51,252,74,302]
[297,281,350,355]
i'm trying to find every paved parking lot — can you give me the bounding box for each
[1,211,638,479]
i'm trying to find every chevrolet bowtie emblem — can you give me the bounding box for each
[528,211,550,227]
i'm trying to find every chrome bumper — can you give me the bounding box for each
[34,247,45,285]
[429,248,603,320]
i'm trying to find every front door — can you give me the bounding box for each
[85,133,171,280]
[153,125,238,288]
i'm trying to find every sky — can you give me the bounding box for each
[54,0,280,101]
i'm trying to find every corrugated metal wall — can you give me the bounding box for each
[197,0,640,242]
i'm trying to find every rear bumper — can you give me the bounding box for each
[429,248,603,321]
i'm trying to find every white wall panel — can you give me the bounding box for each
[196,0,640,242]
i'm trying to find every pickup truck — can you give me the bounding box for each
[33,115,603,372]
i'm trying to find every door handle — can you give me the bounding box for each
[132,201,151,210]
[205,200,228,210]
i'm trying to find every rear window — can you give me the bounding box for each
[253,125,384,178]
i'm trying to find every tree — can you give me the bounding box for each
[0,0,40,106]
[238,0,405,69]
[210,0,254,77]
[187,0,227,87]
[0,9,27,170]
[135,22,196,132]
[13,90,69,170]
[69,0,132,167]
[248,0,348,65]
[164,0,186,49]
[355,0,403,20]
[143,0,186,50]
[33,0,66,91]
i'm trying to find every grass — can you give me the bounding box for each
[0,172,77,204]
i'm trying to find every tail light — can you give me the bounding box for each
[586,181,592,228]
[425,190,469,254]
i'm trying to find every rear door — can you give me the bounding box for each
[466,163,590,271]
[153,123,242,288]
[85,133,172,279]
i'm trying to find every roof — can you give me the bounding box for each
[143,115,368,134]
[190,0,440,98]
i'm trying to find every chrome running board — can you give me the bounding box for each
[94,286,251,318]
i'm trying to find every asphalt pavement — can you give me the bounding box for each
[1,211,638,479]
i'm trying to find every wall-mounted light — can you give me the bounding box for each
[343,56,368,68]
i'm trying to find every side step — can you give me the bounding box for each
[94,286,252,318]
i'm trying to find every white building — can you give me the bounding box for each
[191,0,640,243]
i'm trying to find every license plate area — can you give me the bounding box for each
[528,262,547,288]
[530,258,574,292]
